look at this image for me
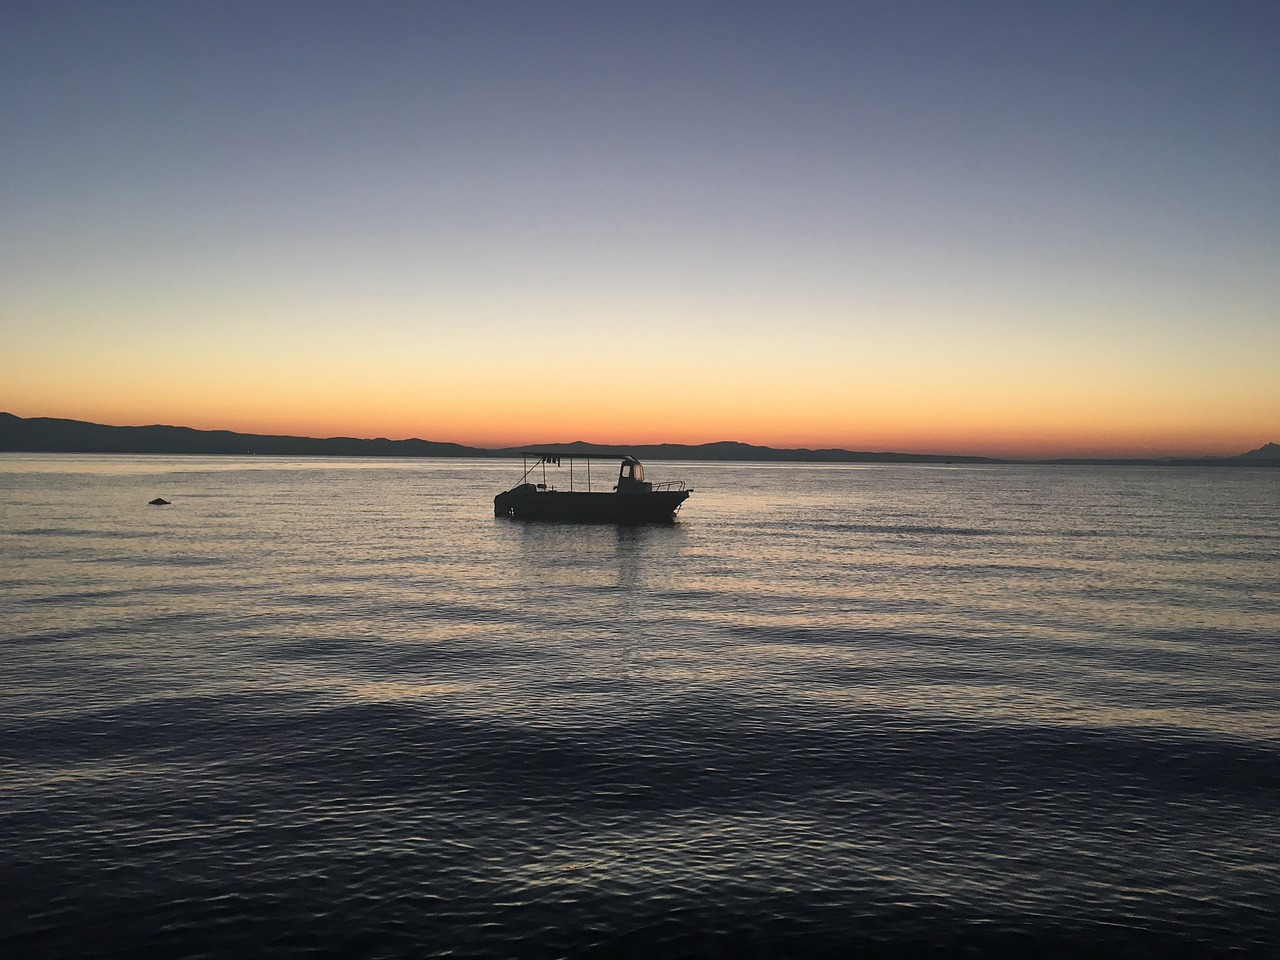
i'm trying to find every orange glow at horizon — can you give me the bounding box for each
[4,272,1276,461]
[5,387,1273,461]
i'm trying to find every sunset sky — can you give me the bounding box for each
[2,1,1277,457]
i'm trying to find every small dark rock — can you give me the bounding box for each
[149,498,170,506]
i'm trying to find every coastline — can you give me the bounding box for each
[2,412,1276,467]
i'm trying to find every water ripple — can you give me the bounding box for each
[2,457,1278,956]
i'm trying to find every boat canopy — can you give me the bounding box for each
[514,452,648,494]
[519,451,633,461]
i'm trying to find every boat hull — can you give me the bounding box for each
[494,486,690,523]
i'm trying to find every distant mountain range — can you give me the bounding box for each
[0,412,476,458]
[1,413,1276,466]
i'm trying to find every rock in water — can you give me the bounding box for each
[149,498,170,506]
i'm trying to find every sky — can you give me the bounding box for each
[2,1,1277,457]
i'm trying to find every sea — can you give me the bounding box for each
[1,454,1277,958]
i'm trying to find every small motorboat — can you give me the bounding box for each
[494,454,691,523]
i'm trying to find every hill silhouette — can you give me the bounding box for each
[1239,441,1280,460]
[0,413,473,458]
[0,413,1275,466]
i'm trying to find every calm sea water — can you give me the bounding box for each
[2,454,1277,958]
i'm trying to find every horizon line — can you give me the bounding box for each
[1,411,1275,465]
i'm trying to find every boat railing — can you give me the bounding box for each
[650,480,688,492]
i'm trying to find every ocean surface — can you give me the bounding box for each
[2,454,1277,958]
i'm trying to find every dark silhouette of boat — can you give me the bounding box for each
[494,454,692,523]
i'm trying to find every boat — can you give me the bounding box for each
[494,453,692,523]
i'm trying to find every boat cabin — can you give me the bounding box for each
[617,456,652,493]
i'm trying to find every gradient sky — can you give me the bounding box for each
[2,1,1277,457]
